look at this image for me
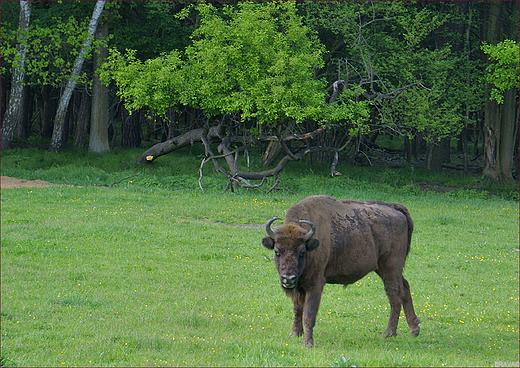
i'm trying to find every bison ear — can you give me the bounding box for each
[262,237,275,250]
[306,239,320,252]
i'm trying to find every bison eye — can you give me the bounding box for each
[274,249,281,257]
[299,251,305,258]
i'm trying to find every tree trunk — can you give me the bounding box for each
[15,76,31,140]
[40,85,55,138]
[426,141,442,171]
[74,89,91,147]
[440,137,451,164]
[50,0,106,152]
[121,108,142,148]
[137,126,222,164]
[1,0,30,149]
[263,140,284,167]
[404,135,412,163]
[463,4,472,177]
[481,1,518,182]
[89,19,110,153]
[495,88,518,179]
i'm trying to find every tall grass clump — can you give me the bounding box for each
[1,146,518,367]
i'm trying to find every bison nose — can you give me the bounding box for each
[281,274,297,289]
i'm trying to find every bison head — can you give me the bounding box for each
[262,218,320,289]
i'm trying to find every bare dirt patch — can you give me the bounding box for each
[1,176,58,189]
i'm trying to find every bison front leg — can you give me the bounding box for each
[302,285,324,348]
[289,292,304,337]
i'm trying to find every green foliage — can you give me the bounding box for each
[373,3,479,142]
[2,145,518,201]
[100,1,369,129]
[100,49,184,116]
[109,1,196,60]
[299,1,484,142]
[1,6,108,88]
[482,39,520,104]
[184,1,328,125]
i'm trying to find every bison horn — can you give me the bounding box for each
[299,220,316,241]
[265,217,281,237]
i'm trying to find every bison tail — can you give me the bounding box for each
[399,206,414,255]
[386,203,414,255]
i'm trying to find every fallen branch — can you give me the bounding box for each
[258,126,327,142]
[109,171,141,187]
[95,172,141,188]
[169,186,194,191]
[137,126,221,164]
[198,157,207,193]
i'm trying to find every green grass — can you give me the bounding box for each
[2,145,518,200]
[1,146,519,367]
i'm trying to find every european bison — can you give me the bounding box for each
[262,195,420,347]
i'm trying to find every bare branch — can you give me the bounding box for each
[257,126,327,142]
[137,126,221,164]
[198,157,207,194]
[109,171,141,187]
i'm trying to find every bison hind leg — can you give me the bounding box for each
[402,277,420,337]
[376,270,402,338]
[376,262,421,339]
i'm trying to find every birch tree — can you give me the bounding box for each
[49,0,106,153]
[1,0,30,149]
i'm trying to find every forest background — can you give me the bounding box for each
[1,1,519,188]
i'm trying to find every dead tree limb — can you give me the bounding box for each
[258,126,327,142]
[137,126,221,163]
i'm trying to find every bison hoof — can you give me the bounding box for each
[289,330,303,337]
[381,330,397,339]
[303,338,314,348]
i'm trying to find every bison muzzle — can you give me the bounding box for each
[262,195,420,347]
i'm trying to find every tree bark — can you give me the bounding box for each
[426,141,442,171]
[74,89,91,148]
[49,0,106,152]
[40,85,55,138]
[496,88,518,179]
[121,108,142,148]
[481,1,518,182]
[15,76,31,140]
[89,19,110,153]
[137,126,222,164]
[1,0,30,149]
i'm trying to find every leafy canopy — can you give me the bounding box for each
[481,39,520,104]
[100,48,184,116]
[1,15,107,87]
[100,1,369,128]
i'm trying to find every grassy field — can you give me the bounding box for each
[1,147,519,367]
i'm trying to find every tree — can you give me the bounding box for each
[480,1,519,182]
[101,2,369,191]
[1,0,31,149]
[298,1,469,169]
[49,0,106,153]
[89,19,110,153]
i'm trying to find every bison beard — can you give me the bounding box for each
[261,195,420,348]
